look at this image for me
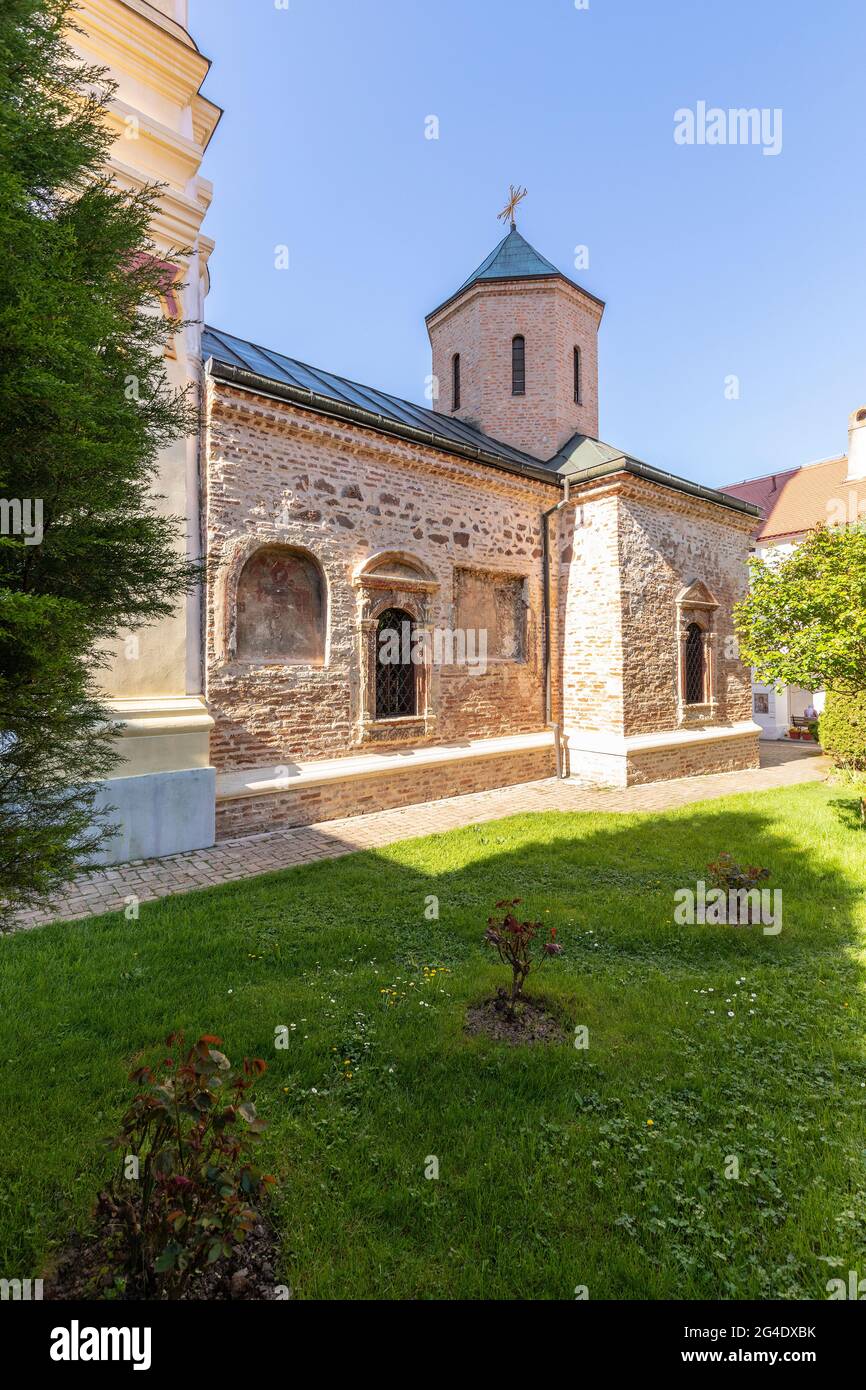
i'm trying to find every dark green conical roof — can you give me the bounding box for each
[428,226,603,319]
[454,227,561,293]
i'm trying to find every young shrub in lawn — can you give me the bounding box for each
[483,898,563,1017]
[707,853,770,923]
[104,1032,273,1299]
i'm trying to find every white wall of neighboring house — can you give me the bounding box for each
[751,681,823,739]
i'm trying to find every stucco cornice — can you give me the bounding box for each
[426,273,605,331]
[74,0,218,112]
[107,155,213,247]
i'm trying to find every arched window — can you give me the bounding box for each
[684,622,706,705]
[452,353,461,411]
[236,545,325,663]
[512,335,526,395]
[573,346,581,404]
[375,608,416,719]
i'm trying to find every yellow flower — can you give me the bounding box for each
[647,1119,654,1126]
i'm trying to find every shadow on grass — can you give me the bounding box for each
[1,784,865,1298]
[828,796,866,832]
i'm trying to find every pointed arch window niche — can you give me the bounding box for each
[676,580,719,725]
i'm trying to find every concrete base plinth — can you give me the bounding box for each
[92,767,216,865]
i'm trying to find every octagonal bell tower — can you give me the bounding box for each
[426,219,605,461]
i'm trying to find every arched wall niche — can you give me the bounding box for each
[215,538,329,667]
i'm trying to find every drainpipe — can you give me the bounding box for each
[541,476,571,778]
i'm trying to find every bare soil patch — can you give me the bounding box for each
[464,994,568,1045]
[44,1196,283,1301]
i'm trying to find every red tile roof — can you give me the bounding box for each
[723,455,855,541]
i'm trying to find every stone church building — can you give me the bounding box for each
[75,0,761,863]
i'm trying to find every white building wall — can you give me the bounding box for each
[70,0,220,861]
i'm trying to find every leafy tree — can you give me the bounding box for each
[735,525,866,697]
[0,0,200,908]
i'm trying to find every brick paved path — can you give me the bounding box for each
[6,743,827,933]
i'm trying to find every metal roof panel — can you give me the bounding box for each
[202,326,548,471]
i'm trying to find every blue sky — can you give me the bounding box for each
[191,0,866,488]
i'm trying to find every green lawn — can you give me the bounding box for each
[1,779,865,1300]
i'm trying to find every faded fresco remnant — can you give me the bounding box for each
[454,568,526,661]
[236,546,325,663]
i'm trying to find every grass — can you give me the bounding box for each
[1,779,865,1300]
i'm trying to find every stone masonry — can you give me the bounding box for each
[201,221,760,840]
[206,384,553,774]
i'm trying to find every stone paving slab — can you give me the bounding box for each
[4,743,828,933]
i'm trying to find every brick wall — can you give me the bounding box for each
[204,379,759,833]
[554,474,755,750]
[205,382,556,773]
[627,731,760,785]
[427,279,602,460]
[616,479,755,737]
[556,485,625,737]
[216,746,556,839]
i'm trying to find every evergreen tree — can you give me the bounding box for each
[0,0,200,908]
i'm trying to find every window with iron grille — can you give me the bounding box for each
[512,335,525,395]
[684,622,706,704]
[452,353,461,411]
[573,346,581,404]
[375,608,417,719]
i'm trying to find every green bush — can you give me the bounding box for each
[819,692,866,770]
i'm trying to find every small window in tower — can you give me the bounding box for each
[573,346,581,404]
[512,335,525,395]
[452,353,461,411]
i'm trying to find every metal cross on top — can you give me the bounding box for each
[497,184,527,229]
